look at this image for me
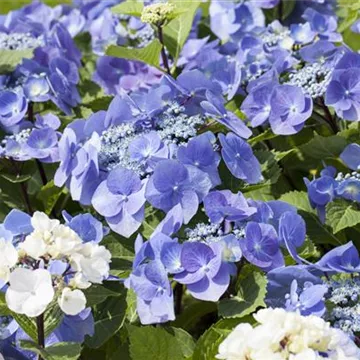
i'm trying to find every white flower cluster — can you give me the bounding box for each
[1,212,111,318]
[217,308,360,360]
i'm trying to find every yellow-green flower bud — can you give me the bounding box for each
[141,2,175,27]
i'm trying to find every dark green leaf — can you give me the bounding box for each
[218,271,267,318]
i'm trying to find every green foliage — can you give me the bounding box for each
[20,340,81,360]
[0,49,34,73]
[106,40,163,70]
[326,199,360,234]
[162,1,201,67]
[128,326,189,360]
[85,285,128,349]
[112,0,144,17]
[218,271,267,318]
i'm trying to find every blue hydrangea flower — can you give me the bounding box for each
[266,266,327,316]
[218,132,262,184]
[174,242,230,301]
[316,242,360,273]
[0,89,28,129]
[340,143,360,170]
[269,84,313,135]
[241,222,284,271]
[326,68,360,121]
[204,190,257,224]
[92,167,147,238]
[145,160,212,224]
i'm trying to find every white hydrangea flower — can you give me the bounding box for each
[217,308,360,360]
[31,211,60,232]
[47,224,82,258]
[6,268,54,317]
[20,230,48,259]
[0,239,18,282]
[58,287,86,316]
[71,242,111,284]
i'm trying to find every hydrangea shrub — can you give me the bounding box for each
[0,0,360,359]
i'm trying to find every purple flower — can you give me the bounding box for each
[290,22,316,44]
[316,242,360,273]
[54,128,80,188]
[241,222,284,271]
[269,85,313,135]
[218,132,262,184]
[278,211,306,262]
[336,179,360,202]
[304,171,338,223]
[23,75,51,102]
[326,68,360,121]
[63,212,109,244]
[175,242,230,301]
[129,261,175,325]
[201,91,252,139]
[0,89,28,129]
[241,81,277,127]
[266,266,327,316]
[204,190,257,224]
[69,133,101,205]
[128,131,168,173]
[145,160,212,224]
[92,167,146,238]
[303,8,341,42]
[177,132,221,187]
[340,143,360,170]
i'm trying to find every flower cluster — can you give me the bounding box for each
[326,276,360,336]
[0,2,82,123]
[305,143,360,222]
[55,74,261,237]
[126,190,307,324]
[217,308,360,360]
[0,210,111,318]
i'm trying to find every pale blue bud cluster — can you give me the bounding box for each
[327,277,360,336]
[0,32,45,50]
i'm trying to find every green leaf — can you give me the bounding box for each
[139,205,164,239]
[192,327,228,360]
[0,292,11,316]
[299,134,348,160]
[171,302,217,331]
[162,1,201,66]
[218,271,267,318]
[84,283,125,307]
[326,199,360,233]
[111,0,144,17]
[12,314,38,341]
[44,301,64,339]
[0,49,34,73]
[106,39,163,70]
[248,129,278,146]
[37,180,63,215]
[163,327,196,358]
[129,326,183,360]
[0,0,71,13]
[20,340,81,360]
[85,287,127,348]
[279,190,315,213]
[1,173,32,183]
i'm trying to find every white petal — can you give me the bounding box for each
[58,288,86,316]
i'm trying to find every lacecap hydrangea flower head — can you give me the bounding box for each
[0,210,111,318]
[217,308,360,360]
